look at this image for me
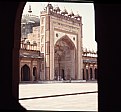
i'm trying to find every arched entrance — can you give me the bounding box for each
[61,69,65,80]
[86,69,88,80]
[21,64,30,81]
[95,68,97,80]
[83,69,85,80]
[33,67,37,81]
[90,68,93,80]
[54,35,76,80]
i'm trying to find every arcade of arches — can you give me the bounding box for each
[19,47,97,82]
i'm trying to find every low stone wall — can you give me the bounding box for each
[38,80,86,84]
[20,80,87,84]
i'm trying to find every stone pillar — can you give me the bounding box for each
[75,49,78,79]
[36,60,40,81]
[30,45,32,50]
[77,26,83,79]
[84,64,86,80]
[44,15,50,80]
[30,60,33,81]
[29,44,30,50]
[72,50,75,79]
[88,63,90,80]
[85,65,88,80]
[92,64,95,80]
[49,18,54,80]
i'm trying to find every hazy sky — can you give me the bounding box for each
[23,2,97,51]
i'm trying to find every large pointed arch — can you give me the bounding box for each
[55,34,76,50]
[54,34,76,80]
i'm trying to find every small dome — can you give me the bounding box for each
[68,10,74,17]
[74,13,81,19]
[46,3,53,9]
[61,7,68,15]
[54,6,61,12]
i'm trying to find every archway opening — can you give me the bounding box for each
[95,68,97,80]
[90,68,93,80]
[54,35,76,81]
[21,64,30,81]
[86,69,88,80]
[83,69,85,80]
[33,67,37,81]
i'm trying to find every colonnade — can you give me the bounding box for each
[83,63,97,80]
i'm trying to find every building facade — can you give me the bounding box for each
[19,3,97,82]
[82,49,97,80]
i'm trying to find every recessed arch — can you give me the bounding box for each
[21,64,30,81]
[54,34,76,80]
[86,69,88,80]
[90,68,93,80]
[33,66,37,81]
[55,34,76,50]
[95,68,97,80]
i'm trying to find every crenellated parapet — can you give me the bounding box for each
[40,3,82,24]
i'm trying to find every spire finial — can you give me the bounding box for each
[28,5,32,13]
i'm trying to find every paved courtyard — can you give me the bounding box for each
[19,82,98,111]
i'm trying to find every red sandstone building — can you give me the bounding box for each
[19,3,97,82]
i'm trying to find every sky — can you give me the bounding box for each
[22,2,97,52]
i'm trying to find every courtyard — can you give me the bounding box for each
[19,82,98,111]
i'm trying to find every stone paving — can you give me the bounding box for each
[19,82,98,111]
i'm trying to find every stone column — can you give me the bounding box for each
[36,59,40,81]
[77,26,83,79]
[30,60,33,81]
[92,64,95,80]
[72,50,75,79]
[49,18,54,80]
[29,44,30,50]
[86,64,88,80]
[84,63,86,80]
[44,15,50,80]
[88,63,90,80]
[75,49,78,79]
